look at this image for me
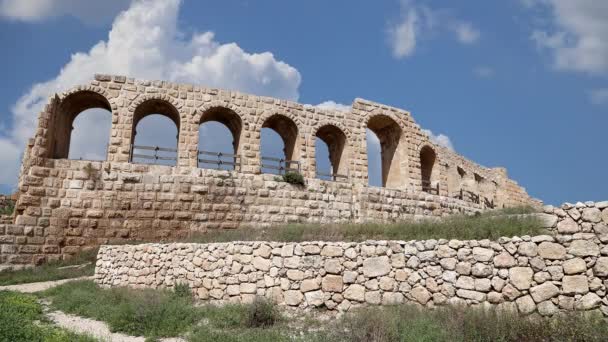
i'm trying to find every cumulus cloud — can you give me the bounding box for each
[0,0,301,186]
[422,129,454,151]
[589,88,608,105]
[314,101,351,112]
[0,0,130,24]
[527,0,608,74]
[387,1,480,59]
[473,66,495,78]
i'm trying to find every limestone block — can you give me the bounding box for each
[529,282,559,303]
[509,267,533,290]
[581,208,602,223]
[494,252,516,268]
[284,290,303,306]
[362,256,391,278]
[411,286,432,304]
[568,240,599,257]
[322,275,343,292]
[562,275,589,295]
[343,284,365,302]
[537,242,566,260]
[515,295,536,314]
[562,258,586,274]
[593,257,608,277]
[557,218,580,234]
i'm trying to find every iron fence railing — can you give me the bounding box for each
[316,171,349,182]
[130,144,178,164]
[260,156,300,175]
[198,150,240,170]
[421,180,439,195]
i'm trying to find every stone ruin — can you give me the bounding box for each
[1,74,539,266]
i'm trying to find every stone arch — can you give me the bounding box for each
[312,123,350,179]
[129,97,181,164]
[198,106,243,155]
[419,144,439,194]
[365,113,407,188]
[260,113,300,163]
[48,90,113,159]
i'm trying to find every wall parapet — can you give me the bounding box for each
[95,226,608,315]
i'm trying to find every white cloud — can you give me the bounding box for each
[589,88,608,105]
[0,0,130,24]
[387,1,480,59]
[388,5,419,59]
[422,129,454,151]
[314,101,351,112]
[473,66,495,78]
[452,22,480,44]
[527,0,608,74]
[0,0,301,186]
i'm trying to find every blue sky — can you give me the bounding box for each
[0,0,606,205]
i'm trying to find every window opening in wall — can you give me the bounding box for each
[260,115,300,174]
[315,125,348,181]
[198,107,242,170]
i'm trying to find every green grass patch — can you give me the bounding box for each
[329,305,608,342]
[40,280,607,342]
[180,207,544,244]
[0,290,96,342]
[0,249,97,286]
[42,280,317,341]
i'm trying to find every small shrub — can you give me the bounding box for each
[0,201,14,216]
[246,297,279,328]
[282,171,305,186]
[173,282,191,299]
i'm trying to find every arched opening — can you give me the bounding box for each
[366,115,404,188]
[315,125,348,181]
[50,91,112,160]
[130,100,180,166]
[260,114,299,174]
[198,107,242,170]
[420,145,438,194]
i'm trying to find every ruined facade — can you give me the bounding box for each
[1,75,537,265]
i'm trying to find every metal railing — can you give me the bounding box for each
[422,180,439,195]
[130,144,177,164]
[455,189,481,204]
[316,171,348,182]
[198,150,240,170]
[260,156,300,175]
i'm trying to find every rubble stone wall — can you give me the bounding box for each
[95,201,608,315]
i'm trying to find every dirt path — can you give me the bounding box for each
[1,277,186,341]
[48,310,186,342]
[0,276,93,293]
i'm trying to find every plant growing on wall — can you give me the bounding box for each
[282,171,305,186]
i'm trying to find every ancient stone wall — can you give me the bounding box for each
[95,201,608,315]
[2,74,538,265]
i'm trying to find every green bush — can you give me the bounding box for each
[173,282,192,299]
[246,297,280,328]
[282,171,305,186]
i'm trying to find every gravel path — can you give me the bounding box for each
[0,276,93,293]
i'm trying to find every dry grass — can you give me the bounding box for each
[177,207,543,244]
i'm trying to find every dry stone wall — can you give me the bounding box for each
[96,201,608,315]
